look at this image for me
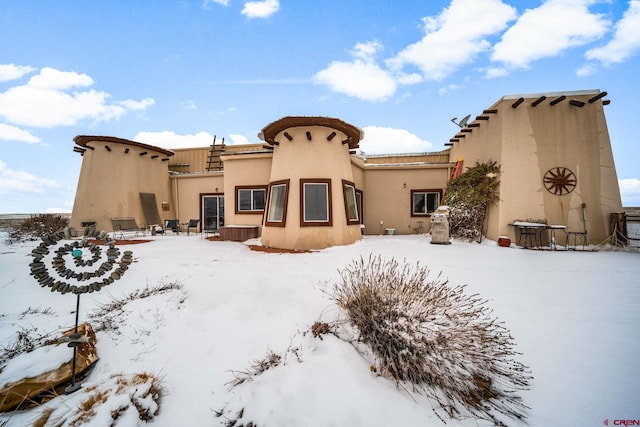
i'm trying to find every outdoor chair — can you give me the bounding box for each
[186,219,200,236]
[164,219,180,235]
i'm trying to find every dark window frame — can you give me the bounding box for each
[410,189,443,216]
[235,185,267,214]
[300,178,333,227]
[342,179,360,225]
[264,179,290,227]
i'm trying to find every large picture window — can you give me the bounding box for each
[300,179,332,226]
[265,180,289,226]
[411,189,442,216]
[236,186,266,214]
[342,180,359,225]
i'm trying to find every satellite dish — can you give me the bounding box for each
[450,114,471,128]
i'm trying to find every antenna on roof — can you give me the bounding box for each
[451,114,471,128]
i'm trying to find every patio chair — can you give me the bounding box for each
[164,219,180,235]
[186,219,200,236]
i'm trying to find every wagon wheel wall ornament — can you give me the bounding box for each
[543,167,577,195]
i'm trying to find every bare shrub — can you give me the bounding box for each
[331,255,531,424]
[36,372,164,426]
[87,282,184,333]
[227,351,282,388]
[8,214,69,242]
[0,326,51,365]
[310,321,331,339]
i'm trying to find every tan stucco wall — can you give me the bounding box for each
[170,172,224,229]
[221,152,273,232]
[362,166,450,235]
[261,125,361,250]
[70,139,174,233]
[450,90,622,244]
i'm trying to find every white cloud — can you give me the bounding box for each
[44,206,72,214]
[204,0,228,7]
[0,64,35,82]
[387,0,517,81]
[134,130,216,149]
[0,67,155,128]
[0,123,41,143]
[241,0,279,18]
[0,160,58,195]
[619,178,640,206]
[314,40,398,102]
[314,61,397,102]
[118,98,156,110]
[27,67,93,90]
[182,100,198,110]
[228,134,251,145]
[491,0,610,70]
[438,83,463,95]
[585,0,640,64]
[360,126,434,155]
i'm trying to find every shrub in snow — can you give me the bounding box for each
[31,372,163,426]
[331,255,531,424]
[444,160,501,241]
[6,214,69,243]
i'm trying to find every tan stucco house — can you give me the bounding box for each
[70,89,623,250]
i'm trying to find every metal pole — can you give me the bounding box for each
[65,294,82,394]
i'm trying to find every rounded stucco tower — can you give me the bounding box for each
[70,136,175,233]
[259,117,363,251]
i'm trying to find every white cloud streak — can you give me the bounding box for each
[388,0,517,81]
[491,0,610,70]
[0,160,58,195]
[0,66,155,128]
[0,123,40,143]
[134,130,217,149]
[0,64,35,82]
[360,126,434,155]
[619,178,640,206]
[585,0,640,64]
[314,0,516,100]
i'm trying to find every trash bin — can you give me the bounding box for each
[430,206,450,244]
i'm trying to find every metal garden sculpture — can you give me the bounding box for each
[28,229,134,393]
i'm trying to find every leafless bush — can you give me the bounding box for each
[331,255,531,424]
[226,351,282,388]
[0,326,51,365]
[33,372,164,426]
[87,282,184,333]
[7,214,69,243]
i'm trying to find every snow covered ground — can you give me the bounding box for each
[1,231,639,426]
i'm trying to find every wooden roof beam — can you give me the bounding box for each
[569,100,585,107]
[511,97,524,108]
[550,95,566,106]
[589,91,607,103]
[532,96,547,107]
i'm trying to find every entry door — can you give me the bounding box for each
[202,195,224,231]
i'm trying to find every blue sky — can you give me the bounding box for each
[1,0,639,213]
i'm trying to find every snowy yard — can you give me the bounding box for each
[1,232,639,426]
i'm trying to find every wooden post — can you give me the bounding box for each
[610,212,627,246]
